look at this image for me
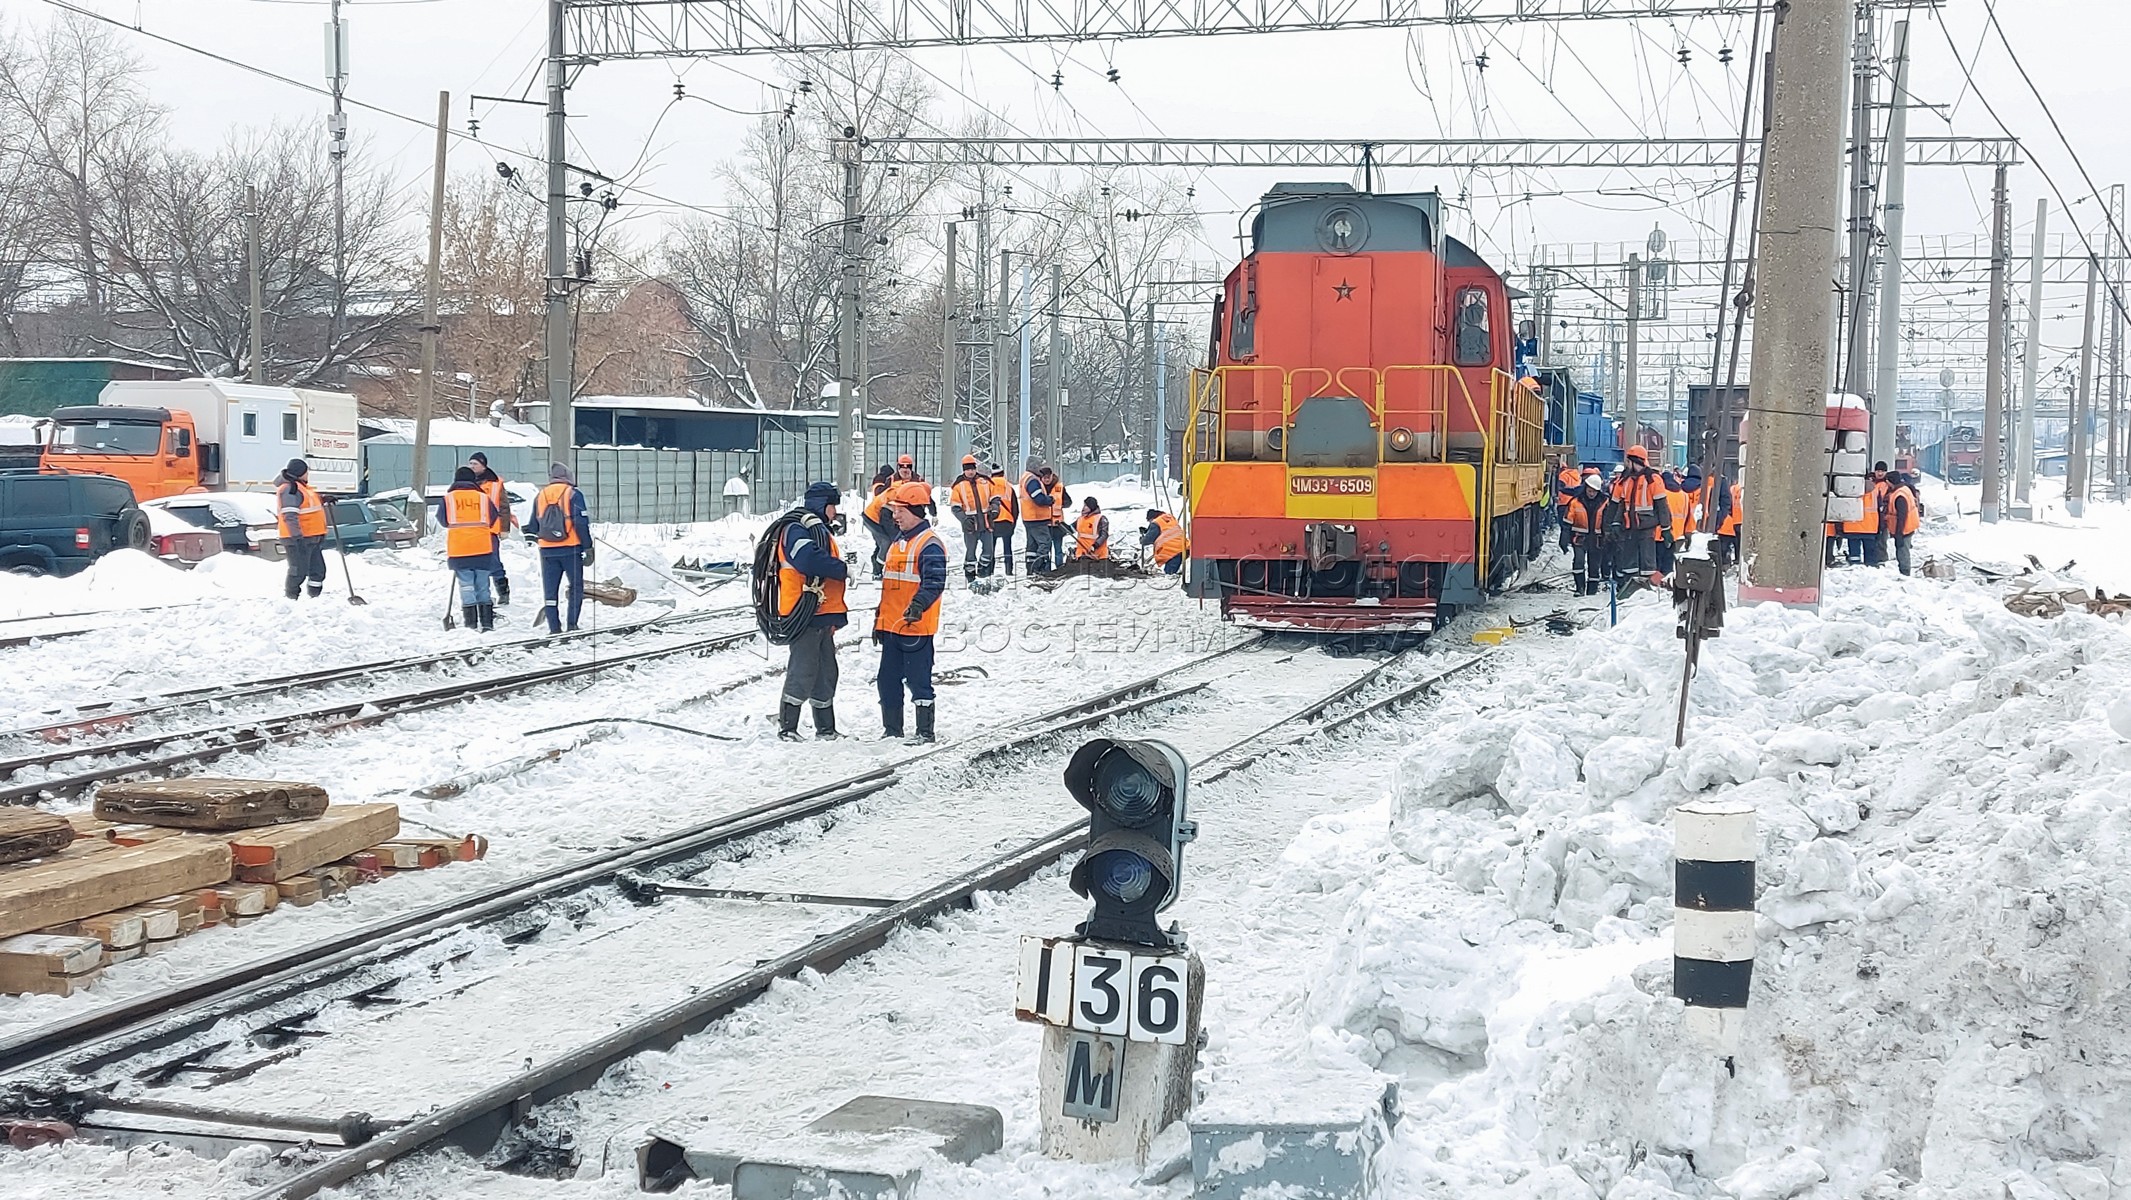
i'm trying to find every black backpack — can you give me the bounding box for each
[536,489,573,543]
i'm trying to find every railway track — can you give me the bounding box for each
[0,610,760,806]
[0,636,1494,1199]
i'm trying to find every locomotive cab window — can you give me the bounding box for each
[1454,287,1493,366]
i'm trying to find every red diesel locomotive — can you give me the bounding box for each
[1184,183,1549,634]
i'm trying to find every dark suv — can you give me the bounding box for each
[0,470,151,576]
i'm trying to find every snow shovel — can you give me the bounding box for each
[325,506,368,605]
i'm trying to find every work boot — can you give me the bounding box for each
[494,577,511,607]
[461,604,480,629]
[286,585,302,601]
[478,603,495,632]
[908,700,935,745]
[811,702,839,740]
[964,565,978,583]
[881,703,904,740]
[305,584,323,599]
[778,701,803,742]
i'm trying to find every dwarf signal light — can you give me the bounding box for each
[1064,738,1194,951]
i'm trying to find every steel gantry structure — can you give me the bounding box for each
[565,0,1939,59]
[866,136,2015,172]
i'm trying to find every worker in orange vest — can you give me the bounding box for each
[1608,446,1670,587]
[774,482,848,740]
[1141,509,1188,575]
[1867,462,1893,567]
[530,462,592,634]
[443,465,500,631]
[1563,469,1613,594]
[947,454,994,582]
[876,481,947,743]
[469,452,515,606]
[1554,464,1581,551]
[1884,470,1922,575]
[985,463,1019,576]
[1842,467,1885,567]
[861,464,895,579]
[1070,497,1110,560]
[274,458,329,601]
[1714,479,1744,570]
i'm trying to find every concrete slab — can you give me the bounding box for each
[1188,1073,1397,1200]
[637,1095,1003,1194]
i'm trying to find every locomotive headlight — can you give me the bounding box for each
[1389,427,1416,452]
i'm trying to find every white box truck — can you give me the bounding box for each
[40,379,360,499]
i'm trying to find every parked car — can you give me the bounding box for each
[328,497,418,553]
[370,482,537,537]
[142,492,285,560]
[145,505,224,566]
[0,469,151,576]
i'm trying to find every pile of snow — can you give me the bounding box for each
[1280,562,2131,1198]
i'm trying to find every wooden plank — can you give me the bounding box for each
[0,840,232,941]
[112,906,179,942]
[0,812,74,866]
[213,883,276,918]
[0,933,103,979]
[93,778,330,831]
[228,804,398,883]
[74,912,146,950]
[368,842,443,871]
[275,876,323,907]
[139,893,204,922]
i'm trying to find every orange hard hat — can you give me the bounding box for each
[891,481,932,507]
[1624,445,1649,462]
[898,454,915,467]
[1519,376,1542,392]
[961,455,977,468]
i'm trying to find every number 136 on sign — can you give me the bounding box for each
[1016,937,1190,1045]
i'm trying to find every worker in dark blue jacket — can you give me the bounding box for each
[774,482,850,740]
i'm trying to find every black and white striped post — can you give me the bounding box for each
[1673,797,1757,1055]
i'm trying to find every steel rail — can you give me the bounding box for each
[0,628,760,805]
[2,605,748,742]
[226,639,1483,1199]
[0,636,1264,1084]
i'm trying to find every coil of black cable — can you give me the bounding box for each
[753,511,820,645]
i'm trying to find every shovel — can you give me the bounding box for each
[325,505,368,606]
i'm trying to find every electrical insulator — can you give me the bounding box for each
[1475,52,1489,71]
[1052,71,1063,90]
[469,118,480,139]
[673,81,685,99]
[1719,45,1734,64]
[495,162,514,180]
[579,181,593,197]
[1678,46,1692,65]
[1106,66,1120,83]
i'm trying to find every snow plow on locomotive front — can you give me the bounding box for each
[1183,184,1549,637]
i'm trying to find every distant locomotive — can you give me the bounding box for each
[1183,183,1548,634]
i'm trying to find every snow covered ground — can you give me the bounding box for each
[6,480,2131,1200]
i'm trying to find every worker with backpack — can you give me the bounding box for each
[753,482,849,740]
[531,462,593,635]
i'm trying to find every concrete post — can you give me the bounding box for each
[1980,165,2008,523]
[543,0,573,474]
[410,91,449,536]
[2017,200,2047,507]
[1038,952,1204,1166]
[938,221,959,488]
[1626,254,1641,455]
[1739,0,1847,606]
[1048,263,1064,463]
[1871,20,1910,470]
[2071,253,2099,518]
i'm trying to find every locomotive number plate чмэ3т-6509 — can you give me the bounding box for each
[1289,474,1374,496]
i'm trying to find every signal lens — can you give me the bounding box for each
[1093,752,1163,824]
[1389,427,1415,452]
[1091,850,1154,903]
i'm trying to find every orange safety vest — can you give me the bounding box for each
[877,529,941,636]
[1612,471,1660,527]
[444,488,497,559]
[986,475,1019,524]
[532,482,583,548]
[949,475,990,527]
[1565,495,1607,533]
[1886,485,1921,536]
[277,481,326,539]
[1666,486,1690,541]
[777,523,846,617]
[864,485,892,527]
[480,476,512,535]
[1717,483,1743,536]
[1020,473,1058,524]
[1844,480,1884,535]
[1072,512,1110,559]
[1149,513,1188,565]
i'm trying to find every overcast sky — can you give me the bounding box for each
[14,0,2123,385]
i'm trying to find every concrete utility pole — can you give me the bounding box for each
[326,0,349,384]
[1047,263,1064,465]
[994,248,1011,465]
[835,132,863,497]
[1980,165,2008,524]
[2109,184,2125,497]
[1156,335,1169,485]
[1740,0,1847,606]
[1625,254,1641,454]
[1143,303,1158,481]
[1018,263,1033,471]
[970,202,992,465]
[938,221,959,487]
[1871,19,1910,468]
[2017,199,2048,507]
[410,91,450,537]
[1841,0,1877,399]
[543,0,574,474]
[246,185,265,385]
[1535,249,1555,368]
[2070,253,2099,518]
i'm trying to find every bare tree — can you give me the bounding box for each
[94,125,414,383]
